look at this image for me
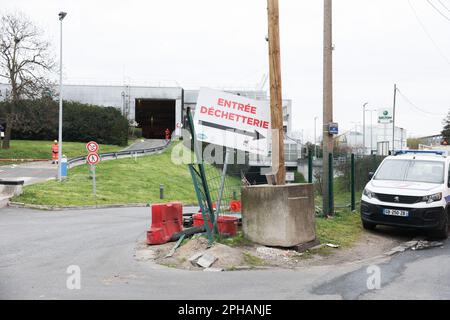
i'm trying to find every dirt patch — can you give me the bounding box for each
[135,228,414,271]
[138,237,252,271]
[302,231,403,266]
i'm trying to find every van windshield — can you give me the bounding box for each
[374,159,445,184]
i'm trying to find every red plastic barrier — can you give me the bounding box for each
[192,213,238,237]
[147,202,183,245]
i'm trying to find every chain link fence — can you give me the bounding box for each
[312,153,385,212]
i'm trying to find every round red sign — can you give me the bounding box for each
[86,141,99,153]
[86,152,100,165]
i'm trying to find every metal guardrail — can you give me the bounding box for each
[67,140,170,165]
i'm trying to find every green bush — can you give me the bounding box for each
[0,98,58,140]
[63,101,128,146]
[0,99,128,146]
[335,155,385,193]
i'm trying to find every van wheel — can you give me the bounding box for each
[430,213,449,240]
[362,220,376,231]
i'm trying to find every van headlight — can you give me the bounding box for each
[422,192,442,204]
[363,188,376,199]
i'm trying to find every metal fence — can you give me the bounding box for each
[309,153,385,212]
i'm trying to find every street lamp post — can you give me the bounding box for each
[58,11,67,182]
[362,102,368,155]
[314,116,318,159]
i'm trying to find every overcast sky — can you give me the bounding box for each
[2,0,450,140]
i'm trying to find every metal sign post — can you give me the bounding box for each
[92,164,96,198]
[188,89,272,245]
[215,148,233,225]
[186,107,217,245]
[86,142,100,202]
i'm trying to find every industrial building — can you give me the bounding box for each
[335,125,407,155]
[0,82,299,169]
[0,83,293,140]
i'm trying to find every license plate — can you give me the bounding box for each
[383,208,409,217]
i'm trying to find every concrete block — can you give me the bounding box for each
[196,253,217,268]
[242,183,316,247]
[188,252,205,266]
[0,180,24,197]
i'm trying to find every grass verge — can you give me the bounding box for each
[13,142,240,206]
[315,209,362,248]
[0,140,126,164]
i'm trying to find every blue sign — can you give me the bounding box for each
[328,122,339,135]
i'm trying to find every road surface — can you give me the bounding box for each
[0,206,449,299]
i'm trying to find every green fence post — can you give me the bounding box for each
[351,153,356,211]
[308,153,313,184]
[328,153,334,215]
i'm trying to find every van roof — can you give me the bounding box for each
[394,150,448,156]
[384,150,450,162]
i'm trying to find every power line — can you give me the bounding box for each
[408,0,450,67]
[396,88,446,118]
[426,0,450,22]
[437,0,450,12]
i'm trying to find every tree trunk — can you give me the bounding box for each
[2,114,12,149]
[2,99,16,150]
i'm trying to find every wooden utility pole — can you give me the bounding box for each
[323,0,334,215]
[267,0,285,185]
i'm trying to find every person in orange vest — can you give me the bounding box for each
[164,128,171,141]
[51,140,59,164]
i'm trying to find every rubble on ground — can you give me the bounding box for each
[412,240,444,251]
[196,253,218,268]
[255,246,302,260]
[385,238,444,255]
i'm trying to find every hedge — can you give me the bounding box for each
[0,99,128,146]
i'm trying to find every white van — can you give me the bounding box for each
[361,150,450,239]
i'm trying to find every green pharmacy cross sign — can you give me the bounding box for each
[378,108,393,124]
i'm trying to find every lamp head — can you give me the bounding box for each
[58,12,67,21]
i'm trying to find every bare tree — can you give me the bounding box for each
[0,12,55,149]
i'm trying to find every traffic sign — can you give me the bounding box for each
[86,152,100,165]
[328,122,339,135]
[193,88,270,155]
[86,141,99,153]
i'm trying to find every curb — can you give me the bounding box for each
[7,202,150,211]
[7,202,199,211]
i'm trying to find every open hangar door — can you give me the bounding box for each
[135,99,176,139]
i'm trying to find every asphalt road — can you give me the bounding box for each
[0,206,449,300]
[0,161,56,185]
[124,139,167,151]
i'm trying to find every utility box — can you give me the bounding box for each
[241,183,316,247]
[61,156,68,178]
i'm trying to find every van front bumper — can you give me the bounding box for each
[360,200,446,230]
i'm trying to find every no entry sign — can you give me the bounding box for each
[86,141,99,153]
[193,88,270,155]
[87,152,100,165]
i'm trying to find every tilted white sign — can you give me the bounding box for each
[193,88,271,155]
